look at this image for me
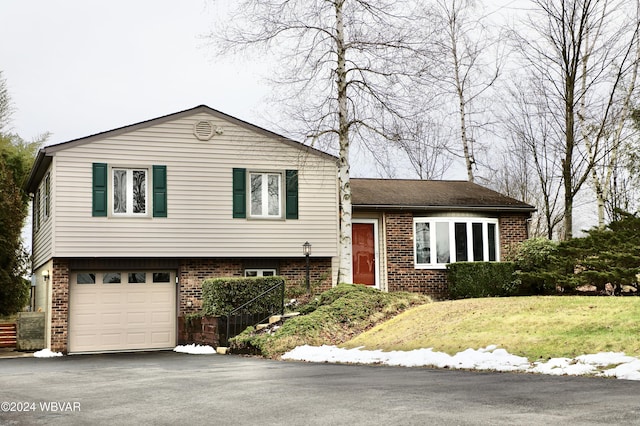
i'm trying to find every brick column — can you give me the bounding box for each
[50,258,69,353]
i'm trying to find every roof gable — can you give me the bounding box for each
[351,178,535,212]
[25,105,337,192]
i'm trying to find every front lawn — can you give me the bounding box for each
[343,296,640,360]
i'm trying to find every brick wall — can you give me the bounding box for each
[384,212,530,299]
[50,258,69,353]
[279,258,333,294]
[178,258,333,315]
[179,259,244,315]
[499,213,530,259]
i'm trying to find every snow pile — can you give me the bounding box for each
[282,345,640,381]
[33,348,63,358]
[173,344,217,355]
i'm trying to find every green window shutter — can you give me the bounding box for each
[92,163,108,217]
[285,169,298,219]
[153,165,167,218]
[232,168,246,218]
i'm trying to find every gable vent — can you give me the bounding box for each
[194,120,215,141]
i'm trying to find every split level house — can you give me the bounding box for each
[25,105,535,354]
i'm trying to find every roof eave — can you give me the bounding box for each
[353,204,537,213]
[24,149,52,193]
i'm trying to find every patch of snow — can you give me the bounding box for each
[33,348,63,358]
[282,345,640,381]
[173,344,216,355]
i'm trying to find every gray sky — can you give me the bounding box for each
[0,0,270,145]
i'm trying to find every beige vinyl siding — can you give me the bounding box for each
[53,112,339,258]
[32,164,54,269]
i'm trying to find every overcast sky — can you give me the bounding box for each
[0,0,271,145]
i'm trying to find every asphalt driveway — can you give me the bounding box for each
[1,351,639,425]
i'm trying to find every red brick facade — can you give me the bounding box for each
[383,212,530,300]
[49,257,332,352]
[50,258,70,353]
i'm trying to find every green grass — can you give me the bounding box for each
[229,284,430,358]
[343,296,640,361]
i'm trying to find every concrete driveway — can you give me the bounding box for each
[0,351,638,425]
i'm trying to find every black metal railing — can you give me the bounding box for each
[224,281,285,346]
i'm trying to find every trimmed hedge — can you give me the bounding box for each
[201,276,285,316]
[447,262,517,299]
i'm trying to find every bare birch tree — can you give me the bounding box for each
[207,0,420,283]
[418,0,501,182]
[512,0,639,239]
[578,0,640,227]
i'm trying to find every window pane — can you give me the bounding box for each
[113,169,127,213]
[488,223,497,261]
[245,270,258,277]
[436,222,450,263]
[472,223,484,261]
[267,174,280,216]
[77,273,96,284]
[128,272,146,283]
[415,222,430,264]
[262,270,275,276]
[250,174,262,216]
[133,170,146,214]
[454,222,468,262]
[103,273,121,284]
[153,272,171,283]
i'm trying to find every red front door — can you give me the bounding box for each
[352,223,376,286]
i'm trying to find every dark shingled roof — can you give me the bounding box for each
[351,178,535,212]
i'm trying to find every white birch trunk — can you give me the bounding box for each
[336,0,352,284]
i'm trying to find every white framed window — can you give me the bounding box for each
[414,217,499,269]
[43,173,51,220]
[244,269,277,277]
[112,168,148,216]
[249,172,281,218]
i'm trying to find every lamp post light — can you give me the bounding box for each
[302,241,311,294]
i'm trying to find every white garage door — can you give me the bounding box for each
[69,271,176,353]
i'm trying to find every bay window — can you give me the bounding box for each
[414,217,499,268]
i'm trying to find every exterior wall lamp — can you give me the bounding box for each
[302,241,311,294]
[42,270,50,282]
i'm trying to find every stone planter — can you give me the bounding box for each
[16,312,45,351]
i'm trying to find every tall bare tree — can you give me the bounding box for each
[500,79,565,239]
[512,0,639,239]
[393,117,453,179]
[418,0,501,182]
[208,0,420,283]
[578,0,640,228]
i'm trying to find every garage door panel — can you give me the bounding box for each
[126,333,147,345]
[127,291,148,304]
[151,331,171,344]
[69,270,176,353]
[74,292,99,307]
[127,312,147,326]
[101,312,123,326]
[151,291,171,303]
[101,292,124,305]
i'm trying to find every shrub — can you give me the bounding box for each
[447,262,517,299]
[511,238,559,295]
[201,276,285,316]
[550,212,640,294]
[230,283,430,357]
